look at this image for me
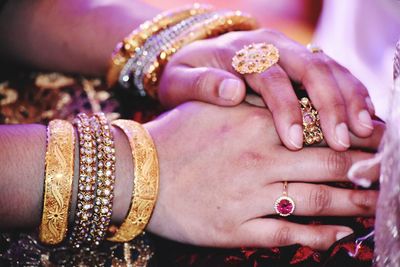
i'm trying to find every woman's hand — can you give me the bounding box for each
[159,29,376,152]
[145,101,383,250]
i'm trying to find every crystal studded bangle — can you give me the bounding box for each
[106,3,212,88]
[107,120,159,242]
[88,113,116,246]
[142,11,258,99]
[70,113,98,249]
[118,12,215,95]
[39,120,75,245]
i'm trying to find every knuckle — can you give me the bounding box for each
[212,44,235,69]
[256,28,284,39]
[326,151,352,177]
[265,67,285,81]
[351,190,377,210]
[317,101,346,117]
[193,69,212,98]
[309,185,332,215]
[273,226,292,246]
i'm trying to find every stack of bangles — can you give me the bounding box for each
[106,4,258,98]
[38,4,258,250]
[39,113,159,248]
[38,4,324,249]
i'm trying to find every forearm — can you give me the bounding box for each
[0,0,159,75]
[0,123,134,230]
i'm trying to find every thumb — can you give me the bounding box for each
[159,66,246,108]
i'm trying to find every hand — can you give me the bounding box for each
[144,101,384,250]
[159,29,376,151]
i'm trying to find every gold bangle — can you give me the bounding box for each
[39,120,75,245]
[107,120,159,242]
[142,11,259,98]
[106,4,213,87]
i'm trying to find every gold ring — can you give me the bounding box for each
[232,43,279,74]
[274,181,295,217]
[306,43,323,53]
[300,97,324,145]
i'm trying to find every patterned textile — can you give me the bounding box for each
[0,71,375,266]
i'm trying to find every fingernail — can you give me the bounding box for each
[336,229,353,241]
[288,124,303,149]
[365,97,375,114]
[358,110,373,130]
[335,123,350,148]
[219,79,241,101]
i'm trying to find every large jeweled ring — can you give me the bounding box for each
[300,97,324,145]
[232,43,279,74]
[274,181,295,217]
[306,43,323,53]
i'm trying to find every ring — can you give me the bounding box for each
[306,43,323,53]
[274,181,295,217]
[232,43,279,74]
[300,97,324,145]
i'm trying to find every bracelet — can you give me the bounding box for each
[142,11,258,98]
[39,120,75,245]
[88,113,116,246]
[70,113,98,248]
[119,12,215,95]
[107,120,159,242]
[106,4,212,88]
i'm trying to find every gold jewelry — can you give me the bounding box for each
[274,181,295,217]
[306,43,323,53]
[107,4,213,87]
[232,43,279,74]
[70,113,98,248]
[108,120,159,242]
[300,97,324,145]
[39,120,75,245]
[89,113,116,246]
[143,11,258,98]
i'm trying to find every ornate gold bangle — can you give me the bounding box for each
[107,120,159,242]
[142,11,259,98]
[106,4,212,87]
[39,119,75,245]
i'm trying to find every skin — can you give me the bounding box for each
[159,29,376,152]
[0,0,375,152]
[0,0,384,250]
[0,101,384,250]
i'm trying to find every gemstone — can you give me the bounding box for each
[274,196,295,216]
[102,198,109,205]
[101,207,109,214]
[303,112,314,125]
[83,204,91,210]
[106,170,112,177]
[104,189,110,196]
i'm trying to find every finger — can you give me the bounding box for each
[264,183,377,217]
[245,64,304,150]
[316,119,385,151]
[328,61,374,137]
[159,66,246,108]
[267,148,380,183]
[236,218,353,250]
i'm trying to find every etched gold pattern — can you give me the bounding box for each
[39,120,75,245]
[108,120,159,242]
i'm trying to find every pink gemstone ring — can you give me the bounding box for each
[274,181,295,217]
[300,97,323,145]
